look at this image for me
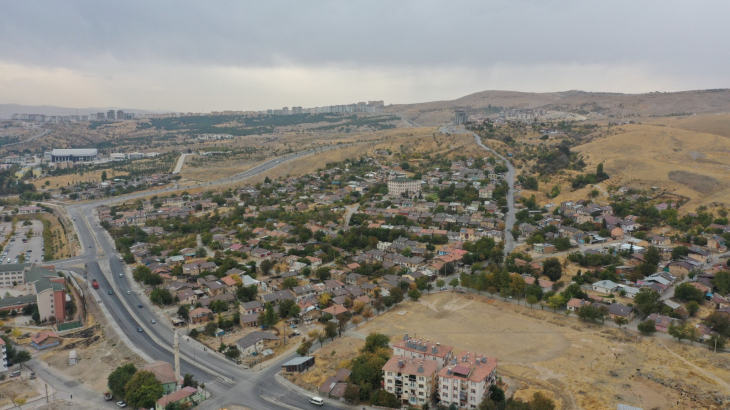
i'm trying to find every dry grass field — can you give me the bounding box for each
[34,169,129,190]
[357,293,730,410]
[572,123,730,209]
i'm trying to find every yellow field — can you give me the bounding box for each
[572,123,730,209]
[34,169,129,190]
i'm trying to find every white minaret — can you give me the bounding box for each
[174,329,181,383]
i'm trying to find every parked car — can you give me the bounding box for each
[9,371,20,378]
[310,397,324,406]
[116,401,127,408]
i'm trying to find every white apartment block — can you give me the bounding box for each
[382,356,437,408]
[388,177,422,197]
[438,352,498,409]
[0,338,6,372]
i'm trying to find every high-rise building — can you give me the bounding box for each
[107,110,116,120]
[116,110,124,120]
[454,110,468,126]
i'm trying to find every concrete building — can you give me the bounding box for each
[388,177,422,198]
[110,153,127,161]
[142,361,179,395]
[438,352,498,409]
[393,334,453,371]
[0,338,6,372]
[382,356,438,407]
[50,149,98,163]
[107,110,116,120]
[454,110,468,126]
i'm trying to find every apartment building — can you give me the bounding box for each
[388,177,422,197]
[382,356,437,408]
[0,338,6,372]
[0,264,30,287]
[392,333,453,371]
[438,352,498,409]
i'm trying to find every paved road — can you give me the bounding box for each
[172,153,194,174]
[440,124,517,256]
[1,127,51,148]
[45,144,366,409]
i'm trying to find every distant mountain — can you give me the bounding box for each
[385,89,730,126]
[0,103,169,119]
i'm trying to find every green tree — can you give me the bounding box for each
[259,302,279,328]
[281,277,299,289]
[644,246,661,267]
[260,259,274,276]
[712,271,730,295]
[637,320,657,335]
[324,321,338,340]
[297,338,314,356]
[613,316,628,329]
[547,294,565,312]
[101,171,107,181]
[408,288,422,301]
[436,279,445,289]
[150,288,173,305]
[182,374,198,388]
[530,391,556,410]
[278,299,300,318]
[673,283,705,303]
[124,370,163,409]
[708,334,726,351]
[526,295,538,308]
[542,258,563,281]
[686,300,700,316]
[449,278,459,288]
[362,333,390,353]
[177,304,190,321]
[633,288,661,317]
[107,363,137,399]
[488,384,505,403]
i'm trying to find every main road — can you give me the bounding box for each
[52,143,361,409]
[439,124,517,256]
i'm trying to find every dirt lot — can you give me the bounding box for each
[356,292,730,410]
[283,335,365,392]
[0,379,39,407]
[34,169,129,191]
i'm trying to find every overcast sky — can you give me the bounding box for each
[1,0,729,112]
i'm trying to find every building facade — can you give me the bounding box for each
[50,149,98,163]
[382,356,437,407]
[388,178,422,197]
[438,352,498,409]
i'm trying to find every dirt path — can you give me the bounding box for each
[658,340,730,392]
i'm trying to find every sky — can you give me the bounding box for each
[1,0,729,112]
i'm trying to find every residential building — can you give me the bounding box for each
[142,361,179,395]
[235,331,280,356]
[382,356,438,407]
[393,334,454,371]
[438,352,498,409]
[388,178,422,197]
[155,387,201,410]
[50,149,98,163]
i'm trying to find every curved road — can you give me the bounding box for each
[439,124,516,256]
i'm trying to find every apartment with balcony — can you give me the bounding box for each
[0,337,6,372]
[382,356,437,408]
[438,351,498,409]
[392,333,454,371]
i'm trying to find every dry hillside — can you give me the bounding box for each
[386,89,730,126]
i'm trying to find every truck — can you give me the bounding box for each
[91,279,99,289]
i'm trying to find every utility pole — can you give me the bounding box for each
[45,384,48,403]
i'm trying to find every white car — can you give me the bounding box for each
[116,401,127,407]
[310,397,324,406]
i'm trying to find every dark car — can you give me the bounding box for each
[108,290,113,295]
[137,327,143,332]
[138,304,143,308]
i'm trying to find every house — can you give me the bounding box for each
[319,369,353,399]
[592,280,618,294]
[322,304,348,316]
[155,387,201,410]
[382,356,438,408]
[189,307,213,324]
[392,334,454,370]
[687,247,710,264]
[142,361,179,395]
[533,243,556,254]
[607,303,632,320]
[240,301,264,315]
[31,331,60,350]
[567,298,590,312]
[647,313,680,333]
[235,332,280,356]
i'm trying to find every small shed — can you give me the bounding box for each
[68,350,77,366]
[281,356,315,373]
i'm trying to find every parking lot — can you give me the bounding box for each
[2,220,44,264]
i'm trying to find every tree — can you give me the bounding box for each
[297,338,314,356]
[668,321,697,344]
[343,384,360,404]
[236,284,258,302]
[324,321,338,340]
[634,288,662,317]
[259,302,279,328]
[547,294,565,312]
[14,350,30,364]
[124,370,163,409]
[101,171,107,181]
[686,300,700,316]
[436,279,445,289]
[542,258,562,282]
[108,363,137,399]
[177,304,190,321]
[613,316,628,329]
[674,283,705,303]
[530,392,556,410]
[526,295,538,308]
[315,266,331,281]
[182,373,198,388]
[577,304,602,322]
[408,288,421,301]
[150,288,173,305]
[488,384,505,403]
[281,277,299,289]
[278,299,300,318]
[704,312,730,337]
[637,320,657,334]
[363,333,390,353]
[449,278,459,288]
[203,321,218,337]
[259,259,274,276]
[195,247,207,258]
[644,246,661,267]
[708,334,726,351]
[712,271,730,295]
[336,314,350,337]
[370,390,400,408]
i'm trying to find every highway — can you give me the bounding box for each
[440,124,517,256]
[51,145,358,409]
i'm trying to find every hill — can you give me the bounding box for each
[385,89,730,126]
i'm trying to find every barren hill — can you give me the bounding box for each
[386,89,730,126]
